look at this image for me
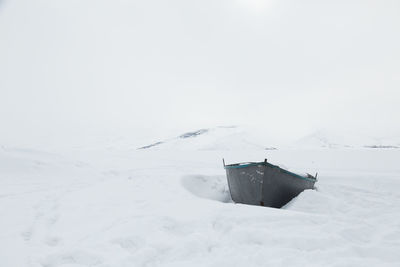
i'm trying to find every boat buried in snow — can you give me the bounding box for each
[223,159,317,208]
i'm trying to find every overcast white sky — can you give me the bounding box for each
[1,0,400,147]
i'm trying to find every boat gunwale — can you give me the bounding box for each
[224,161,317,183]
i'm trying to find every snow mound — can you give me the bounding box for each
[283,189,335,213]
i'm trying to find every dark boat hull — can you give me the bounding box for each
[224,161,316,208]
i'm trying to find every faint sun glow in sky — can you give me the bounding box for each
[236,0,275,12]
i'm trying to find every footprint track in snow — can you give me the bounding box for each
[111,236,146,253]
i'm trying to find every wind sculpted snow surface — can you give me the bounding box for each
[1,146,400,267]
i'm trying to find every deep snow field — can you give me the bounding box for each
[1,144,400,267]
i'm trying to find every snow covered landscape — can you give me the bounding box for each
[1,0,400,266]
[1,128,400,266]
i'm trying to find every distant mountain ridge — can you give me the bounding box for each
[138,127,400,150]
[292,130,400,149]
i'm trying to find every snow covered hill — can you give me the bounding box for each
[137,126,272,151]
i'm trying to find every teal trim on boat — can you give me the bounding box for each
[224,162,262,169]
[224,161,317,183]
